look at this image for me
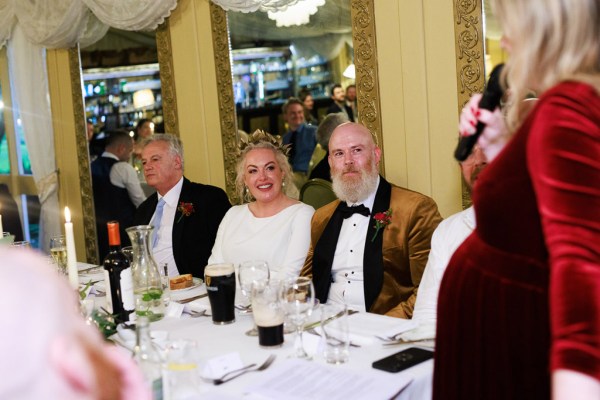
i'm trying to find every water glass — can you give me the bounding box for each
[50,235,68,275]
[11,241,31,249]
[282,277,315,359]
[121,246,134,262]
[164,339,203,399]
[320,303,350,364]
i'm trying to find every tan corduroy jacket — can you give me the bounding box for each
[300,183,442,318]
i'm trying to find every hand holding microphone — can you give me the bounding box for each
[455,63,509,162]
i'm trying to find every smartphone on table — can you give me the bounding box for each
[372,347,434,373]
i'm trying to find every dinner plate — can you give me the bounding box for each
[171,277,203,292]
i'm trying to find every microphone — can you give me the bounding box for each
[454,63,505,161]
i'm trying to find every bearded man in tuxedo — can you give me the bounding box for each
[300,123,441,318]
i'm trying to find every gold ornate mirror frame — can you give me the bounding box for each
[71,21,178,263]
[453,0,485,209]
[210,0,383,202]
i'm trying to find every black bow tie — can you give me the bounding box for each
[338,203,370,219]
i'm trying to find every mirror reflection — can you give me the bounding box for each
[227,0,354,136]
[80,28,162,259]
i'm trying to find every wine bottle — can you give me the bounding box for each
[133,316,164,400]
[103,221,135,323]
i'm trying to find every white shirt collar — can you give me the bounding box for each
[101,151,119,161]
[158,177,184,208]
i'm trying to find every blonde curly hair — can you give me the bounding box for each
[235,130,294,204]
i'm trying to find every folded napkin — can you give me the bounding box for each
[346,312,417,346]
[184,298,211,316]
[78,263,104,285]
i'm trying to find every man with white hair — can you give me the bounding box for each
[300,122,442,318]
[0,248,150,399]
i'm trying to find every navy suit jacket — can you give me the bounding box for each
[133,177,231,278]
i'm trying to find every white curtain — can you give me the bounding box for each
[0,0,178,250]
[6,25,60,252]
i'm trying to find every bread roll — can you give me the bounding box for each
[170,274,193,290]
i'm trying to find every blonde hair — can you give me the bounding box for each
[492,0,600,128]
[235,131,294,203]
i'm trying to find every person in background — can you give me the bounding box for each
[301,122,441,317]
[434,0,600,398]
[309,112,349,182]
[133,134,231,278]
[401,144,487,340]
[0,248,150,400]
[281,97,318,189]
[87,120,104,162]
[131,119,154,175]
[298,89,318,125]
[345,84,358,121]
[326,84,354,122]
[209,130,314,280]
[91,130,146,260]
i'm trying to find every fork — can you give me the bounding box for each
[210,354,276,385]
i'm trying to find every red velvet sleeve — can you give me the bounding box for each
[527,82,600,380]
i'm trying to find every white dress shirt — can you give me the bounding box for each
[102,151,147,207]
[328,177,379,312]
[404,206,475,340]
[151,177,183,277]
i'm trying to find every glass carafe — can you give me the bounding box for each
[126,225,165,321]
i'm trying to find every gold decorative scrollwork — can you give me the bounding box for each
[351,0,384,174]
[210,2,239,204]
[156,19,179,137]
[453,0,485,208]
[69,47,99,264]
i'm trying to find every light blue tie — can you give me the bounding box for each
[152,198,166,248]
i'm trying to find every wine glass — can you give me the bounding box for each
[49,236,68,275]
[238,260,270,336]
[282,276,316,359]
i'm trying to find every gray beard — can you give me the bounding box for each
[331,167,379,204]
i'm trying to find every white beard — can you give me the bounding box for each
[331,162,379,204]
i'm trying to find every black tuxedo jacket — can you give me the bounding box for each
[133,177,231,278]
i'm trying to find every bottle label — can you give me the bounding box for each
[120,268,135,315]
[104,269,113,314]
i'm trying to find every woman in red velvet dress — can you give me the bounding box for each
[433,0,600,398]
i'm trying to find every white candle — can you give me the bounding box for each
[0,214,3,236]
[64,207,78,289]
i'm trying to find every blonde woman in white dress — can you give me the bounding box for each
[208,130,314,280]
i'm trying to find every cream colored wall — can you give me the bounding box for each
[168,0,227,189]
[375,0,462,218]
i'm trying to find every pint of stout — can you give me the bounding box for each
[252,281,284,347]
[204,263,236,325]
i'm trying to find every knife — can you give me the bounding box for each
[176,293,208,304]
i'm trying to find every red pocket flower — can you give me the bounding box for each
[371,209,392,242]
[177,202,195,223]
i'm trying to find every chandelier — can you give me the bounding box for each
[212,0,304,13]
[267,0,326,27]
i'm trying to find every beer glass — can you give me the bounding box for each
[238,260,270,336]
[252,280,284,348]
[204,263,236,325]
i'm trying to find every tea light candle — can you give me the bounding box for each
[64,207,78,289]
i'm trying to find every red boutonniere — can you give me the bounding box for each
[371,209,392,242]
[177,202,195,223]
